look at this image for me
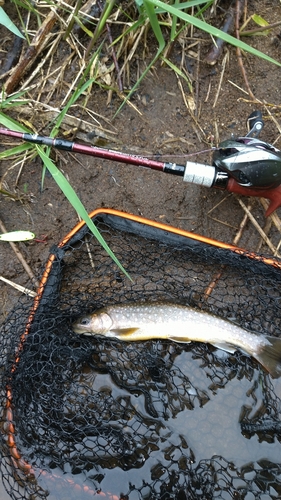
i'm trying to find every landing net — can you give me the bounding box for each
[1,209,281,500]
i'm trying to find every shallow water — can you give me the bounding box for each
[10,349,281,500]
[172,351,281,465]
[0,482,10,500]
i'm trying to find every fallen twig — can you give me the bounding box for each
[205,4,235,65]
[240,20,281,37]
[176,74,206,140]
[260,198,281,233]
[255,216,272,253]
[194,42,200,116]
[233,208,250,245]
[259,198,281,256]
[4,9,58,94]
[238,198,280,256]
[203,206,250,301]
[213,51,228,108]
[0,276,36,297]
[207,194,232,214]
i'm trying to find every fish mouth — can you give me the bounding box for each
[72,318,92,334]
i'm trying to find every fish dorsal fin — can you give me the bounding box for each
[168,337,192,344]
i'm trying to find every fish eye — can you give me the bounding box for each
[80,317,90,326]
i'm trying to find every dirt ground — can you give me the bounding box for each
[0,1,281,496]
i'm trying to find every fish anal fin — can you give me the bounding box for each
[211,342,237,354]
[168,339,238,352]
[254,336,281,379]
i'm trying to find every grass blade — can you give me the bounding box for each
[143,0,165,47]
[0,6,25,39]
[36,147,131,280]
[161,56,193,91]
[0,111,30,132]
[0,143,34,159]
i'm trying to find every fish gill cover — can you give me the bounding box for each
[1,209,281,500]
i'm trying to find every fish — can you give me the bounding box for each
[72,302,281,378]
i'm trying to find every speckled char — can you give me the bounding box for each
[73,302,281,378]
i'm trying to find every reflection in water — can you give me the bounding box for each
[3,339,281,500]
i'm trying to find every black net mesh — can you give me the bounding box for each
[1,210,281,500]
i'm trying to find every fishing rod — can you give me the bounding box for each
[1,111,281,215]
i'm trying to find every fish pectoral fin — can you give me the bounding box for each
[168,337,191,344]
[210,342,237,353]
[111,327,140,337]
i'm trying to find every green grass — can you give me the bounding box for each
[113,0,280,113]
[0,5,25,38]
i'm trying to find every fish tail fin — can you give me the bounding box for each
[254,336,281,378]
